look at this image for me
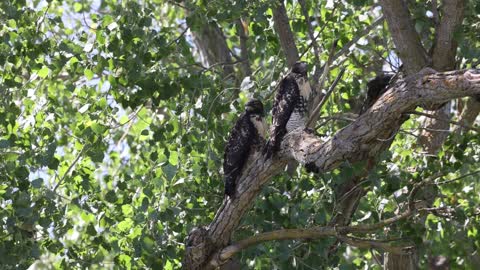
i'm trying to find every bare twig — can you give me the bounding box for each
[307,67,346,128]
[53,145,88,192]
[166,26,189,48]
[337,234,411,254]
[36,4,50,33]
[116,105,144,147]
[332,16,385,62]
[409,111,480,133]
[435,170,480,185]
[337,179,371,203]
[299,0,321,65]
[209,206,442,265]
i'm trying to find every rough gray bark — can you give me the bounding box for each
[183,69,480,270]
[236,19,252,77]
[384,251,419,270]
[431,0,465,71]
[454,97,480,134]
[272,1,299,67]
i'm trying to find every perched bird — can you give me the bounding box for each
[359,74,393,115]
[264,61,312,158]
[223,99,267,198]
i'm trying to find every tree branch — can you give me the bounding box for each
[418,0,466,154]
[236,18,252,77]
[379,0,429,74]
[188,16,236,81]
[409,111,480,133]
[454,97,480,134]
[272,1,299,67]
[307,67,346,128]
[298,0,321,67]
[431,0,465,71]
[332,16,385,62]
[209,206,441,266]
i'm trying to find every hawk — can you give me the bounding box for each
[359,74,393,115]
[223,99,267,198]
[264,61,312,158]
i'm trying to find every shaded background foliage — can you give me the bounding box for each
[0,0,479,269]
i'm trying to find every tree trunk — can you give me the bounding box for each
[384,251,418,270]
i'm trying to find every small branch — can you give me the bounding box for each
[332,16,385,62]
[53,145,88,192]
[299,4,338,61]
[337,235,411,254]
[337,179,371,203]
[166,26,189,48]
[435,170,480,185]
[307,67,346,128]
[409,111,480,133]
[210,206,441,265]
[299,0,321,66]
[312,39,338,85]
[36,4,50,33]
[315,114,356,129]
[237,18,252,77]
[408,172,444,210]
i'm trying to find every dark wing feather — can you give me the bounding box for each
[359,74,392,115]
[223,114,254,197]
[264,74,299,158]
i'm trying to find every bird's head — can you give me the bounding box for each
[245,98,264,116]
[292,61,308,76]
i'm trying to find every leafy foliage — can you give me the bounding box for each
[0,0,479,269]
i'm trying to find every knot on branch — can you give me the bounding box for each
[465,70,480,82]
[184,226,212,270]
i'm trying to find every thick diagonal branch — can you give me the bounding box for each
[284,69,480,170]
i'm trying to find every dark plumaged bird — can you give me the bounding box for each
[223,99,267,198]
[264,61,312,158]
[359,74,393,115]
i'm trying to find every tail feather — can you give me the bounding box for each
[263,139,277,159]
[224,176,236,198]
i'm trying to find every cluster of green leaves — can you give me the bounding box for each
[0,0,479,269]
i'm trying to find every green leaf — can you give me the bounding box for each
[31,178,43,188]
[73,2,82,12]
[168,151,178,166]
[84,69,94,80]
[163,164,177,181]
[37,66,50,78]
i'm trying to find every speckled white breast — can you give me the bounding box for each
[250,114,267,138]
